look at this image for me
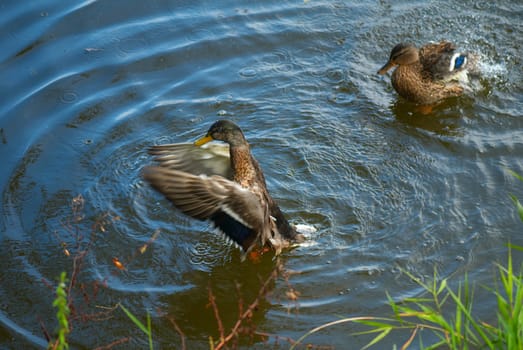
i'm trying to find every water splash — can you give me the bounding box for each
[461,54,508,94]
[477,59,507,80]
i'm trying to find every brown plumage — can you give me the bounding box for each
[143,120,303,257]
[378,41,477,105]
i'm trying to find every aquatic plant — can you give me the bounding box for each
[508,170,523,222]
[291,250,523,349]
[47,195,322,349]
[44,195,130,348]
[119,303,153,350]
[49,272,70,350]
[292,170,523,350]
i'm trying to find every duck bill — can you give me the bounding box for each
[377,60,396,75]
[194,134,214,146]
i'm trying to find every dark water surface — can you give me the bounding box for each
[1,0,522,349]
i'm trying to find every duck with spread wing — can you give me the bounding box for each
[143,120,304,258]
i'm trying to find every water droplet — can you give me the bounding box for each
[60,91,78,104]
[118,37,148,54]
[186,28,213,42]
[239,68,257,77]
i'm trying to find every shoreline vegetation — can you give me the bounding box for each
[46,171,523,349]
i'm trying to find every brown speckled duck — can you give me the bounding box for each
[143,120,303,257]
[378,41,477,105]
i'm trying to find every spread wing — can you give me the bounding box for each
[148,142,233,179]
[143,166,268,251]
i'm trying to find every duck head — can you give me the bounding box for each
[378,43,419,75]
[194,120,246,147]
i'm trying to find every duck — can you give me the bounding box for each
[378,41,477,105]
[143,119,304,258]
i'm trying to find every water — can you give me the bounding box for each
[1,0,522,348]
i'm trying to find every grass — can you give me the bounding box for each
[490,243,523,349]
[291,247,523,350]
[508,170,523,222]
[119,303,153,350]
[292,170,523,350]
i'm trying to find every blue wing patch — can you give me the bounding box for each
[211,211,256,251]
[454,55,466,70]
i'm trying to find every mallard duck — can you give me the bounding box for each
[378,41,476,104]
[143,120,304,257]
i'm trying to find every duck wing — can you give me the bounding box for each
[148,143,232,179]
[143,166,268,252]
[420,41,470,81]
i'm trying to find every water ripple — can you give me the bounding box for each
[1,0,522,348]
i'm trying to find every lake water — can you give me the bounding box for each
[1,0,522,349]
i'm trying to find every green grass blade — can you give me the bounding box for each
[509,195,523,222]
[361,327,392,350]
[454,283,463,346]
[354,320,396,330]
[423,339,448,350]
[437,278,447,296]
[290,317,390,350]
[507,169,523,182]
[147,312,153,350]
[119,303,151,336]
[507,243,523,253]
[446,287,492,348]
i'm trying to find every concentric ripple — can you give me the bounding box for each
[1,0,522,348]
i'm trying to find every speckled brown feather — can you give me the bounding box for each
[391,62,463,105]
[230,145,258,187]
[419,41,456,74]
[228,138,300,251]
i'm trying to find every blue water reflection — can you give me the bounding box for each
[1,0,522,348]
